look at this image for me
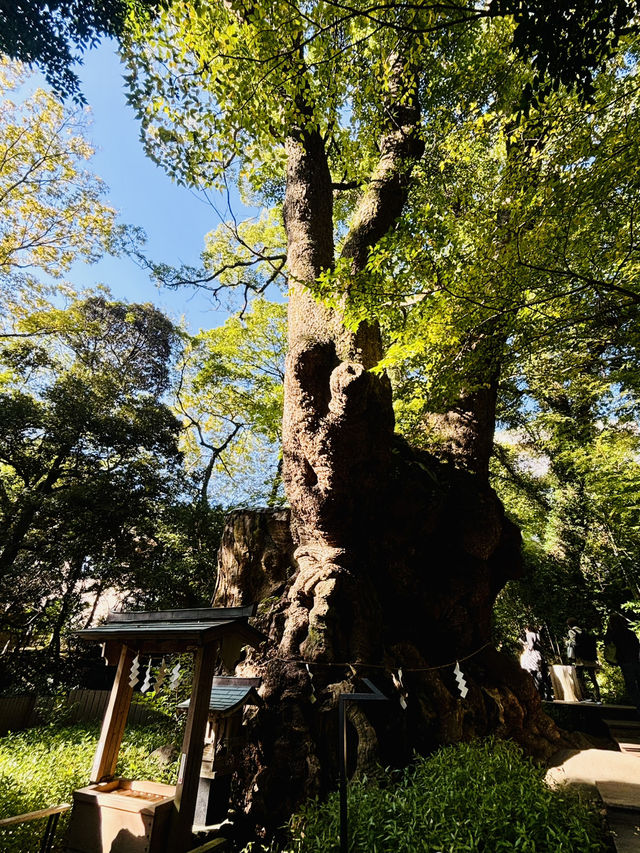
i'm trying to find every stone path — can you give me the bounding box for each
[546,703,640,852]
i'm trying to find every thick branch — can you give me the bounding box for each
[425,325,507,480]
[283,144,332,267]
[339,54,424,366]
[341,55,424,272]
[284,126,335,352]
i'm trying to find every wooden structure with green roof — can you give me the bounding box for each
[66,606,264,853]
[178,676,262,827]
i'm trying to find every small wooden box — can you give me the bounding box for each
[66,778,176,853]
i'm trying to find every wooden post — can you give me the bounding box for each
[90,645,135,783]
[169,643,217,853]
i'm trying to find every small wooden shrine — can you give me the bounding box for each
[66,606,264,853]
[178,676,261,827]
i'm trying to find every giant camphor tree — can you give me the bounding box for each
[118,1,640,836]
[5,0,640,839]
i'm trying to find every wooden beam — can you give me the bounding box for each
[188,838,228,852]
[0,803,70,827]
[90,644,135,783]
[168,643,217,853]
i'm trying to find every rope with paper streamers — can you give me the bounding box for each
[268,640,493,706]
[123,641,490,705]
[272,640,492,673]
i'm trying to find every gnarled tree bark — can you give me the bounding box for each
[211,52,568,843]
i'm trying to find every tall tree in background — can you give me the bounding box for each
[178,298,287,507]
[492,328,640,646]
[0,297,191,687]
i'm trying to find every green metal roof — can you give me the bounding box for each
[178,677,261,714]
[75,606,265,650]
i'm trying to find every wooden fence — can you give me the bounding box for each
[0,690,163,736]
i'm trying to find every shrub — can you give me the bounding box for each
[281,739,608,852]
[597,657,627,705]
[0,722,180,853]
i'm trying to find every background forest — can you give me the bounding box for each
[1,2,640,701]
[0,58,287,689]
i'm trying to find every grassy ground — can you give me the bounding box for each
[267,739,611,853]
[0,725,609,853]
[0,720,180,852]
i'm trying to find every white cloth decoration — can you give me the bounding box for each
[391,668,408,710]
[169,661,181,691]
[305,663,316,703]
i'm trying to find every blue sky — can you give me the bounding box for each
[68,41,234,332]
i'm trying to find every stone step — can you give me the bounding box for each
[606,723,640,743]
[605,719,640,729]
[547,701,639,717]
[547,748,640,852]
[618,742,640,756]
[545,701,640,740]
[545,701,640,726]
[605,808,640,853]
[598,780,640,810]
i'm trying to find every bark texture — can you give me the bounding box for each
[213,447,570,840]
[425,378,500,479]
[209,49,568,844]
[423,325,507,479]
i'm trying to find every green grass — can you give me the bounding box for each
[276,739,609,852]
[0,721,180,852]
[0,727,610,853]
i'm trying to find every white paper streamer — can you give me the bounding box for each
[128,654,140,689]
[169,661,181,691]
[306,663,317,703]
[454,661,468,699]
[141,659,153,693]
[392,668,408,710]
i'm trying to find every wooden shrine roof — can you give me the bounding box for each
[76,605,265,653]
[178,676,262,715]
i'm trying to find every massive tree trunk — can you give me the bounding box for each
[214,489,566,841]
[211,56,568,843]
[423,326,506,479]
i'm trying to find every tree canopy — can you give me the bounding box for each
[0,59,141,318]
[0,0,167,101]
[0,298,183,676]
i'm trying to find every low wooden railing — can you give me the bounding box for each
[0,803,70,853]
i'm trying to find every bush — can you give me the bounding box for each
[596,657,627,705]
[0,722,180,853]
[280,739,608,852]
